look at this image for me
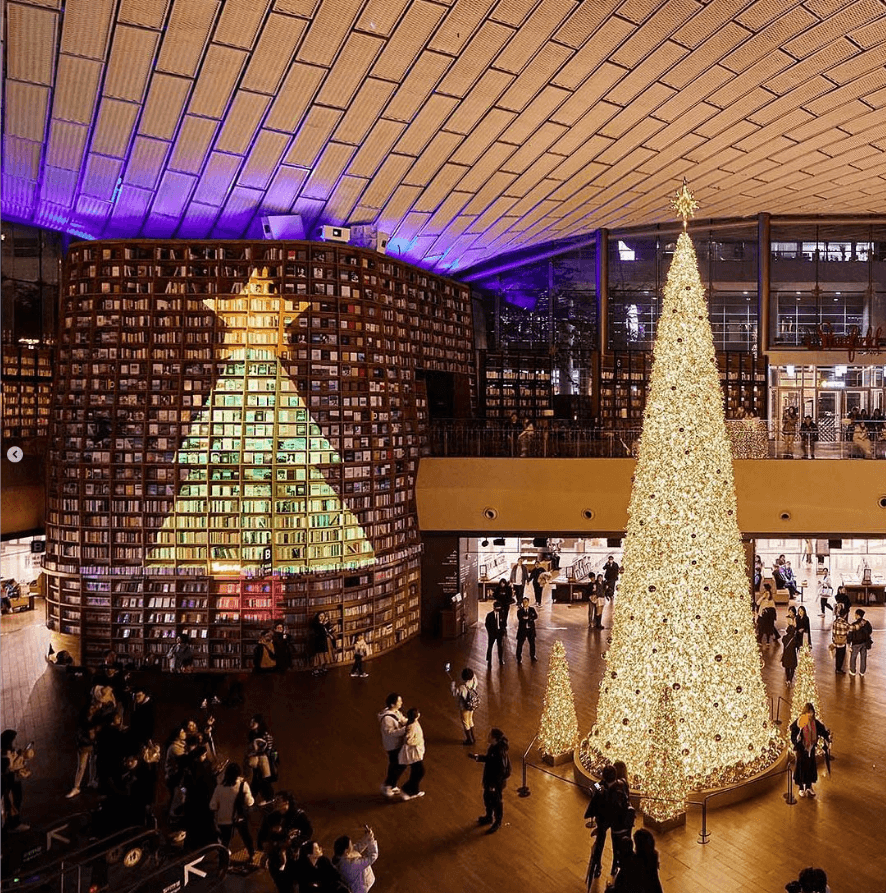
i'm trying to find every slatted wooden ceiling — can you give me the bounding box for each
[3,0,886,272]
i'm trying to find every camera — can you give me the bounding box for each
[444,662,451,673]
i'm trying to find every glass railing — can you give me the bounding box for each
[426,419,885,460]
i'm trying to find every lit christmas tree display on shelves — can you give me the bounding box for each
[792,645,820,718]
[579,182,782,816]
[538,640,580,765]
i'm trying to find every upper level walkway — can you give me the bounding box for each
[427,419,885,460]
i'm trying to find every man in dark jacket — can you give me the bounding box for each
[515,598,538,663]
[485,607,504,666]
[470,728,510,834]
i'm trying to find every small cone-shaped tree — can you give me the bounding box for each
[538,641,580,760]
[583,184,782,793]
[791,645,820,719]
[642,686,687,824]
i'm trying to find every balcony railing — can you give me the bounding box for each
[426,419,885,460]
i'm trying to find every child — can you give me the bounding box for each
[351,633,371,678]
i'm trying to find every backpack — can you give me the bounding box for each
[500,748,511,780]
[464,687,481,711]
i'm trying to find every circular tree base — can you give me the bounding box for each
[572,743,789,823]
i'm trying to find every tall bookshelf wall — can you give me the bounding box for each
[44,240,472,669]
[2,345,54,440]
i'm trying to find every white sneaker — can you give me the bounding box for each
[360,673,369,678]
[849,671,856,676]
[381,785,399,798]
[807,788,815,797]
[798,789,806,797]
[66,788,80,798]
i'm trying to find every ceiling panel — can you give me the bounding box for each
[315,33,385,108]
[237,129,291,189]
[347,119,408,179]
[188,45,248,118]
[156,0,220,78]
[2,137,43,181]
[59,0,115,60]
[265,62,326,133]
[118,0,170,29]
[50,56,102,124]
[6,3,59,85]
[371,1,448,82]
[333,79,398,146]
[44,119,89,170]
[383,51,452,122]
[262,165,309,212]
[4,0,886,273]
[90,98,140,158]
[168,115,219,173]
[214,92,271,155]
[81,154,122,199]
[138,74,191,140]
[241,14,308,94]
[124,137,171,189]
[214,0,272,49]
[103,26,160,103]
[296,0,363,66]
[356,0,412,38]
[192,152,242,204]
[4,81,51,142]
[437,22,515,98]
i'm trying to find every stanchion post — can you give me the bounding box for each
[697,798,710,844]
[517,735,537,797]
[784,765,796,805]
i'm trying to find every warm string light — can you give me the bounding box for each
[725,419,769,459]
[538,640,580,757]
[791,645,820,719]
[580,219,782,817]
[641,686,685,822]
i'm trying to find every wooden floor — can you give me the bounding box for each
[2,597,885,892]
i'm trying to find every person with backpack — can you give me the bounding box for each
[469,727,510,834]
[450,668,480,745]
[584,764,635,880]
[848,608,873,677]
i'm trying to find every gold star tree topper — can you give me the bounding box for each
[671,180,699,229]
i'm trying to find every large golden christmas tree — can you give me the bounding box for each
[581,184,781,804]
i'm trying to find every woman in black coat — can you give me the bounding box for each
[795,605,811,647]
[781,618,798,685]
[790,703,831,797]
[470,728,510,833]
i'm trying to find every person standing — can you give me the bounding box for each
[781,614,799,686]
[585,764,635,881]
[831,606,850,674]
[210,761,256,862]
[469,728,510,834]
[398,708,426,801]
[253,631,277,673]
[528,563,546,608]
[332,828,378,893]
[782,406,798,458]
[168,633,195,673]
[493,579,515,635]
[603,556,620,600]
[515,597,538,664]
[849,608,873,677]
[350,633,371,678]
[377,693,407,798]
[799,415,818,458]
[272,622,292,673]
[509,557,527,601]
[1,729,32,832]
[485,606,504,666]
[795,605,812,647]
[817,570,833,617]
[450,668,479,745]
[790,703,831,798]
